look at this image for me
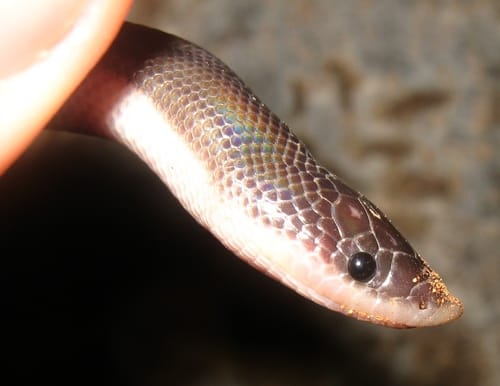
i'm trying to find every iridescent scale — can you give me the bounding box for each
[51,23,463,327]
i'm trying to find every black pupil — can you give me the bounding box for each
[348,252,376,282]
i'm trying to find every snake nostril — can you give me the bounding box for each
[348,252,377,282]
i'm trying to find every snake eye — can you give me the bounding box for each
[348,252,376,282]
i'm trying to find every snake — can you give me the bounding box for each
[50,22,463,328]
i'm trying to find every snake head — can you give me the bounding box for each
[313,191,464,328]
[211,117,463,327]
[261,171,464,328]
[232,163,463,328]
[230,149,464,328]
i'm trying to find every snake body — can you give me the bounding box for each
[51,23,462,328]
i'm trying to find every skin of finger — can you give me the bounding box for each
[0,0,133,174]
[0,0,90,77]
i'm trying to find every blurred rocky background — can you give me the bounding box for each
[2,1,499,385]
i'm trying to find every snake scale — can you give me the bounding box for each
[50,22,463,328]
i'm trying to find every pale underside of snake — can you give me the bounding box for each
[49,22,463,328]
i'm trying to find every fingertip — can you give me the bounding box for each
[0,0,133,174]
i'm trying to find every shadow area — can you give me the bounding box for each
[2,133,465,386]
